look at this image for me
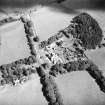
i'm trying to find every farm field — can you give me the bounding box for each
[55,72,105,105]
[31,7,76,41]
[0,74,47,105]
[85,48,105,71]
[0,21,30,65]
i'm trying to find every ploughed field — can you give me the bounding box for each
[0,7,105,105]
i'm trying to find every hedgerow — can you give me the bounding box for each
[36,66,64,105]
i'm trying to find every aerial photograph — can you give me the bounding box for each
[0,0,105,105]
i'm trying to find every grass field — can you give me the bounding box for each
[0,74,47,105]
[55,72,105,105]
[31,7,76,41]
[85,48,105,73]
[0,21,30,65]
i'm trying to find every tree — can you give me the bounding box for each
[56,41,63,47]
[30,69,36,74]
[56,31,63,40]
[31,56,37,63]
[30,45,36,56]
[77,60,89,70]
[20,16,28,23]
[27,21,33,27]
[36,66,46,77]
[0,79,6,85]
[39,40,48,49]
[60,30,70,38]
[27,56,35,64]
[64,61,79,72]
[47,35,57,45]
[5,17,13,22]
[41,63,49,69]
[33,36,39,42]
[71,13,103,49]
[50,63,65,76]
[22,68,29,76]
[27,28,34,36]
